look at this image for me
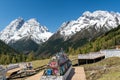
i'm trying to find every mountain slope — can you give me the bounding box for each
[0,40,34,65]
[0,40,18,54]
[75,25,120,54]
[9,38,39,52]
[36,10,120,57]
[0,18,24,43]
[0,18,53,52]
[58,10,120,40]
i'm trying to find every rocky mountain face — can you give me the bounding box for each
[0,18,53,52]
[36,10,120,57]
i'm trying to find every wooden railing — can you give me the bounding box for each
[8,65,47,79]
[8,59,78,79]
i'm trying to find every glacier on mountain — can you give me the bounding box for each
[1,10,120,44]
[58,10,120,39]
[0,18,53,44]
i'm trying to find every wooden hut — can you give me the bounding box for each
[78,52,105,65]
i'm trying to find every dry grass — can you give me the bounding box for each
[31,59,50,69]
[31,54,78,69]
[69,55,78,65]
[69,55,78,60]
[81,57,120,80]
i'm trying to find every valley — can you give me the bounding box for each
[0,10,120,80]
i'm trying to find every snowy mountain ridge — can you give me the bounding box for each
[0,18,53,44]
[58,10,120,39]
[1,10,120,45]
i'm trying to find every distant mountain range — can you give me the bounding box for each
[1,10,120,56]
[58,10,120,40]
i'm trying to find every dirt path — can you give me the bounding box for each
[25,67,86,80]
[67,67,86,80]
[25,71,44,80]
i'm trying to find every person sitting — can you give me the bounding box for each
[27,62,33,70]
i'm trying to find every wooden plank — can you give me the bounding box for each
[7,68,21,73]
[6,68,21,78]
[67,67,86,80]
[78,52,105,59]
[25,71,44,80]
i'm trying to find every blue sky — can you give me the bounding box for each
[0,0,120,32]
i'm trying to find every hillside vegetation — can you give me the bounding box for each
[9,38,39,52]
[0,40,36,64]
[0,40,18,54]
[68,25,120,54]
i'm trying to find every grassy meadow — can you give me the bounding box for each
[81,57,120,80]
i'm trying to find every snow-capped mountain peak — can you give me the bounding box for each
[0,17,24,43]
[0,18,53,44]
[5,17,24,31]
[82,11,92,17]
[59,10,120,39]
[26,18,40,26]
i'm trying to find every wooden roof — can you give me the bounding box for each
[78,52,105,59]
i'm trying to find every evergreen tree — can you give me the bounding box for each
[12,57,16,63]
[5,54,10,64]
[26,51,34,62]
[0,54,6,64]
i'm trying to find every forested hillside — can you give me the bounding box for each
[0,40,35,64]
[69,25,120,54]
[0,40,18,54]
[9,38,39,52]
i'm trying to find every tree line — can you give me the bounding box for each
[0,51,35,65]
